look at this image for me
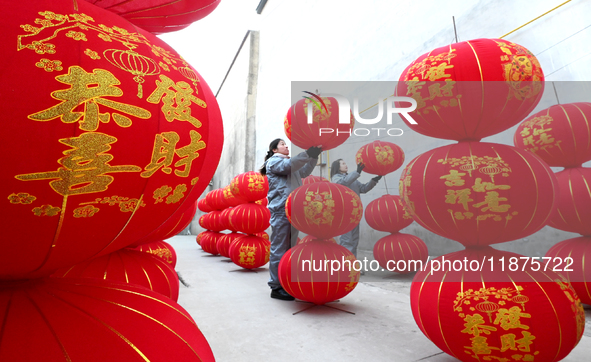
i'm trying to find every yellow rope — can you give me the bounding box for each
[499,0,572,38]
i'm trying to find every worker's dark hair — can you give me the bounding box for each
[330,158,343,180]
[260,138,283,176]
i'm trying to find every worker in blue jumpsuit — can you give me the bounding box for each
[330,159,381,259]
[260,138,321,300]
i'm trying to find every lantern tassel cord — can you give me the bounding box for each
[383,176,390,194]
[499,0,572,39]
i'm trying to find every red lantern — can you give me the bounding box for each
[219,207,235,232]
[228,203,270,234]
[216,232,244,259]
[52,249,179,301]
[130,240,177,268]
[128,201,197,247]
[546,236,591,304]
[285,96,354,150]
[365,194,413,233]
[198,198,213,213]
[399,142,557,246]
[205,189,227,211]
[200,232,223,255]
[372,233,428,274]
[514,103,591,168]
[199,210,225,232]
[229,171,269,202]
[297,235,337,245]
[228,235,270,269]
[0,1,223,278]
[0,278,214,361]
[254,231,269,241]
[396,39,544,141]
[278,241,359,305]
[411,247,584,362]
[288,183,363,239]
[302,175,329,185]
[548,167,591,235]
[355,141,405,176]
[84,0,221,34]
[196,230,214,246]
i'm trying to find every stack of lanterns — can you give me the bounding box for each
[514,102,591,305]
[196,171,271,269]
[279,94,362,305]
[397,38,585,361]
[0,0,223,360]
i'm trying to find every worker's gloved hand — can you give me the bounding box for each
[306,146,323,159]
[372,175,382,182]
[356,163,365,174]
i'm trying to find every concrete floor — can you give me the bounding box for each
[169,235,591,362]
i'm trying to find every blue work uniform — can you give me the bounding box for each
[265,152,317,290]
[331,171,377,257]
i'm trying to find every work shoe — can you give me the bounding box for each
[270,287,295,301]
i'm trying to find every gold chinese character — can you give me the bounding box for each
[465,336,498,355]
[473,191,510,213]
[428,81,455,100]
[147,75,206,128]
[472,178,511,193]
[461,314,497,336]
[142,132,180,177]
[424,62,453,81]
[440,170,466,186]
[445,188,473,211]
[174,130,206,177]
[494,306,531,330]
[29,66,151,131]
[16,133,141,196]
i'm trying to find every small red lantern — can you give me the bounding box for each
[399,142,557,246]
[548,167,591,235]
[198,198,213,213]
[228,203,270,235]
[216,232,245,259]
[396,38,544,141]
[228,235,270,269]
[288,183,363,239]
[196,230,215,246]
[411,247,584,362]
[372,233,428,274]
[254,231,270,242]
[200,232,224,255]
[355,141,405,176]
[297,235,337,245]
[254,197,269,207]
[285,96,354,150]
[219,208,236,232]
[302,175,329,185]
[53,249,179,301]
[85,0,222,34]
[365,194,413,233]
[221,185,247,208]
[130,240,177,268]
[0,278,214,361]
[199,210,225,232]
[278,241,359,305]
[0,0,223,278]
[230,172,269,202]
[546,236,591,305]
[514,103,591,168]
[205,189,227,211]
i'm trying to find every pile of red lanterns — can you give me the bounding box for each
[398,38,584,361]
[196,172,271,270]
[0,0,222,360]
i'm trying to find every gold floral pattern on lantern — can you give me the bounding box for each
[73,205,100,218]
[32,204,61,217]
[495,40,543,101]
[35,58,63,72]
[8,192,36,204]
[303,191,335,226]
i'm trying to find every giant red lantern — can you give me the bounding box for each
[548,167,591,235]
[278,240,359,305]
[285,96,355,150]
[355,141,405,176]
[228,235,270,269]
[372,233,428,273]
[0,278,214,361]
[228,202,270,234]
[545,236,591,305]
[0,1,223,279]
[514,103,591,168]
[229,171,269,202]
[84,0,221,34]
[52,249,179,301]
[288,182,363,239]
[396,38,544,141]
[130,240,177,268]
[399,142,557,246]
[411,247,584,362]
[365,194,413,233]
